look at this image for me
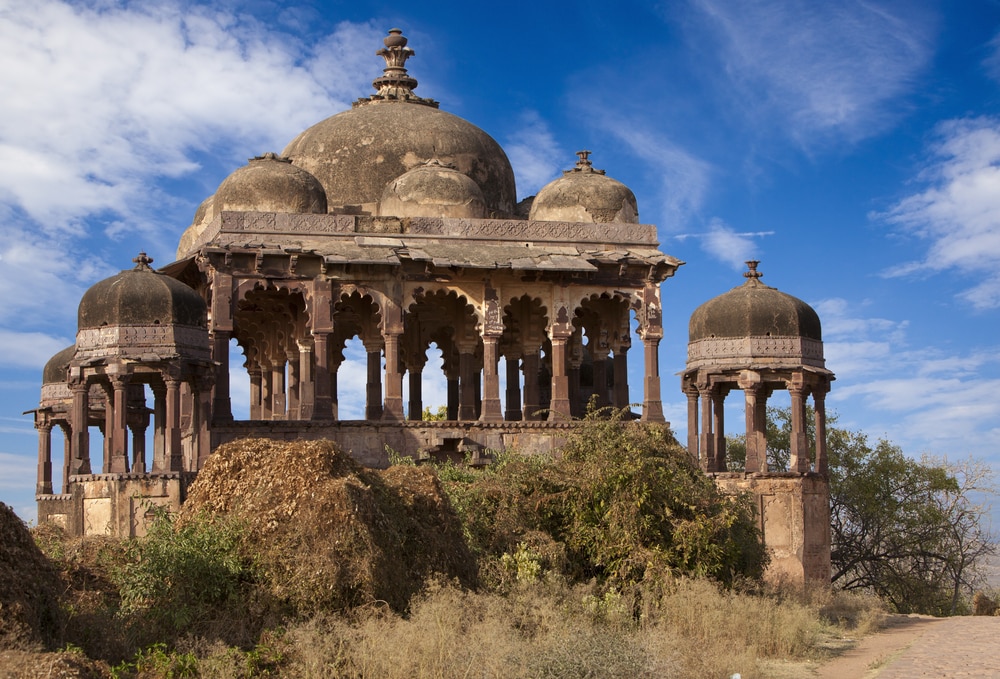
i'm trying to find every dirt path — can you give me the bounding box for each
[812,615,1000,679]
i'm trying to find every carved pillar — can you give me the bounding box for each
[271,360,286,420]
[131,421,147,473]
[684,384,699,463]
[249,367,263,420]
[446,372,460,421]
[195,376,213,468]
[312,332,333,420]
[711,388,727,472]
[505,353,523,421]
[297,339,315,420]
[568,335,584,418]
[789,376,810,473]
[591,328,611,408]
[365,344,383,420]
[612,345,629,411]
[35,420,52,494]
[211,331,233,421]
[408,366,424,421]
[287,351,300,419]
[480,335,503,421]
[548,334,571,421]
[814,385,829,474]
[60,424,72,493]
[260,365,273,420]
[739,371,765,473]
[698,385,714,471]
[522,351,541,421]
[382,331,404,421]
[165,375,183,472]
[109,377,129,473]
[151,383,166,471]
[458,346,477,421]
[641,335,665,422]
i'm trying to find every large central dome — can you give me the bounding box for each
[282,29,516,217]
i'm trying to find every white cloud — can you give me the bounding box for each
[876,116,1000,309]
[0,330,73,370]
[0,1,377,234]
[504,110,564,199]
[688,0,933,143]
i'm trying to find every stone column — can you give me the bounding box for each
[480,335,503,421]
[711,389,727,472]
[249,367,263,420]
[365,344,383,420]
[408,366,424,421]
[382,331,404,421]
[287,351,300,419]
[738,371,765,473]
[312,332,333,420]
[446,371,460,421]
[109,377,129,473]
[504,353,523,421]
[548,334,571,421]
[195,377,213,468]
[211,330,233,421]
[260,365,273,420]
[130,421,147,473]
[612,346,629,411]
[698,386,714,471]
[271,361,286,420]
[35,420,52,494]
[59,424,72,493]
[813,385,829,474]
[458,347,478,421]
[102,384,114,473]
[641,336,665,422]
[165,375,183,472]
[522,351,541,421]
[151,383,166,471]
[568,335,584,418]
[789,377,810,473]
[684,384,699,463]
[297,339,315,420]
[591,343,610,409]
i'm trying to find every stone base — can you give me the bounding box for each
[712,472,831,586]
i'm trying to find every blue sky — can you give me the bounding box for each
[1,0,999,526]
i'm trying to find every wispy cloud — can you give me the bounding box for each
[817,296,1000,457]
[875,116,1000,309]
[688,0,934,144]
[675,218,771,268]
[504,110,565,199]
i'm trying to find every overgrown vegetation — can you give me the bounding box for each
[729,406,998,616]
[0,414,928,676]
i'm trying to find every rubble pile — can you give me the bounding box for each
[0,503,61,651]
[182,439,476,614]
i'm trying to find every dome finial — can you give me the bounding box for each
[133,251,154,271]
[566,150,606,176]
[744,260,762,281]
[373,28,419,99]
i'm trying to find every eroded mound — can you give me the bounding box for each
[0,504,61,651]
[182,439,476,614]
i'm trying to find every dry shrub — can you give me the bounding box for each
[0,649,110,678]
[181,438,476,615]
[650,577,822,660]
[972,591,998,616]
[813,588,886,634]
[0,503,62,651]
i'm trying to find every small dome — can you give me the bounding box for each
[689,262,821,342]
[529,151,638,223]
[42,344,76,385]
[281,29,516,217]
[212,153,327,218]
[78,253,207,330]
[378,160,486,218]
[176,194,214,260]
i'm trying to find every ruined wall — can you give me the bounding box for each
[713,472,831,585]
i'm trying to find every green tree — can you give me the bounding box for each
[731,407,996,615]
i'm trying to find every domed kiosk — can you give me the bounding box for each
[682,261,834,584]
[37,29,679,544]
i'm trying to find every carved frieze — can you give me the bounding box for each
[687,336,826,369]
[76,326,211,361]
